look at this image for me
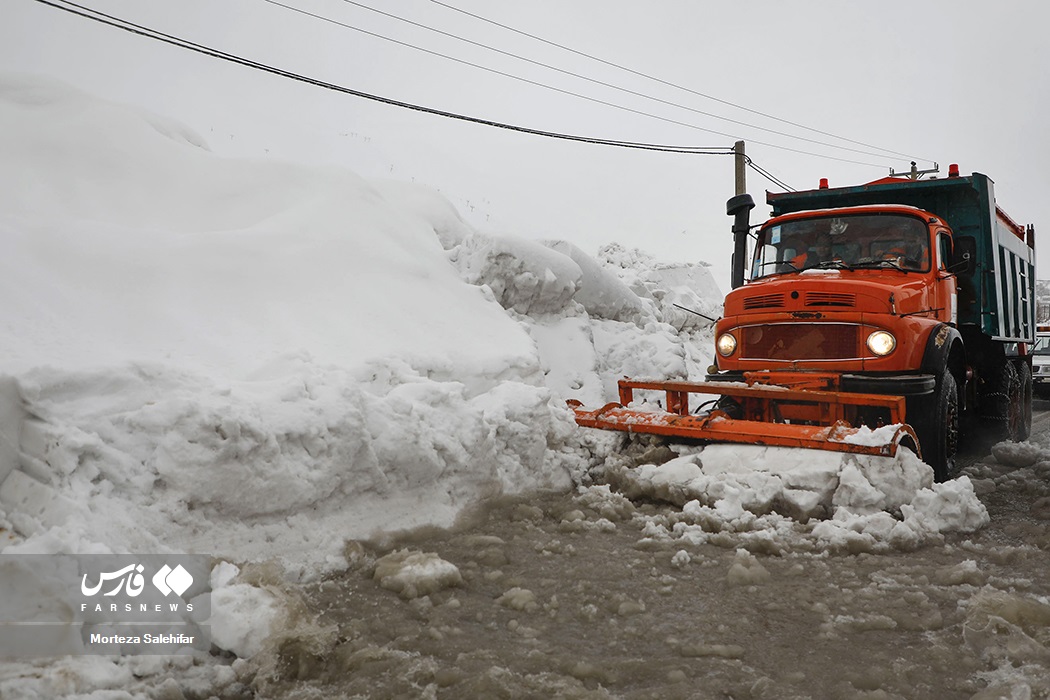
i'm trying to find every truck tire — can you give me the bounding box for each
[1016,360,1033,441]
[982,360,1022,442]
[911,368,958,481]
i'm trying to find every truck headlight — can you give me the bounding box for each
[866,330,896,356]
[717,333,738,357]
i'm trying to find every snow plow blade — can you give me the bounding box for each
[568,377,920,459]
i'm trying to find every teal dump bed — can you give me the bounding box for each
[767,173,1036,343]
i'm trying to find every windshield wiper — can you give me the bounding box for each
[851,259,906,271]
[756,260,802,275]
[814,259,853,271]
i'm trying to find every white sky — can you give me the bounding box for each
[3,0,1048,293]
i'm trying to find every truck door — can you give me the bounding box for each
[937,230,958,325]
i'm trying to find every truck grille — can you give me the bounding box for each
[806,292,855,307]
[742,324,860,361]
[743,293,785,310]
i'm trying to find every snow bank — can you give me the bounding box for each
[0,73,533,379]
[0,76,575,680]
[5,360,578,571]
[0,73,721,610]
[0,71,590,577]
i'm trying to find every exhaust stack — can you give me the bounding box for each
[727,193,755,289]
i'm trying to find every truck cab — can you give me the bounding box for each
[718,205,956,384]
[712,169,1036,479]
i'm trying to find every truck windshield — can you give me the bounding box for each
[1034,334,1050,355]
[750,213,931,279]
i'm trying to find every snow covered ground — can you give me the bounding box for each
[0,74,1016,697]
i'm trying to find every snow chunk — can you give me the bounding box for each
[497,587,538,612]
[900,476,990,533]
[964,589,1050,668]
[991,440,1046,468]
[726,549,770,585]
[373,550,462,599]
[544,240,647,322]
[455,234,581,315]
[831,462,887,514]
[207,583,285,659]
[595,243,723,331]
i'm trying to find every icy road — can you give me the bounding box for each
[242,413,1050,700]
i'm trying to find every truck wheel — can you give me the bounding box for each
[1016,360,1033,441]
[982,360,1022,442]
[912,369,959,481]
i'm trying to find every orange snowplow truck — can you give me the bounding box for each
[570,166,1036,480]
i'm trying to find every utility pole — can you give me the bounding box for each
[733,140,746,195]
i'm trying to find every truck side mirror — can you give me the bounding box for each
[950,236,977,275]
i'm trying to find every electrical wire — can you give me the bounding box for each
[429,0,935,165]
[38,0,885,167]
[746,158,795,192]
[257,0,891,168]
[34,0,807,191]
[32,0,735,156]
[324,0,907,164]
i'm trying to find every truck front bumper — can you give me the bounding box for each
[707,371,936,396]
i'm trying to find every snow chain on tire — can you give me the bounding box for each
[1015,359,1033,441]
[981,360,1022,442]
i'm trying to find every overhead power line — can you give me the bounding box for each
[32,0,729,155]
[256,0,889,168]
[33,0,796,192]
[429,0,935,166]
[323,0,906,164]
[746,158,794,192]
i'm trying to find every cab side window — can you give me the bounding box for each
[937,232,951,270]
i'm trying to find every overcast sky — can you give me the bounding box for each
[3,0,1048,293]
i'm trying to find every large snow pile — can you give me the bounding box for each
[0,73,995,692]
[0,72,581,572]
[0,72,721,654]
[0,73,727,572]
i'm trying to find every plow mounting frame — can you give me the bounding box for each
[568,374,920,459]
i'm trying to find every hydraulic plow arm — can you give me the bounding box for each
[568,378,920,459]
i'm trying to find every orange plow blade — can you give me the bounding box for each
[568,377,920,459]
